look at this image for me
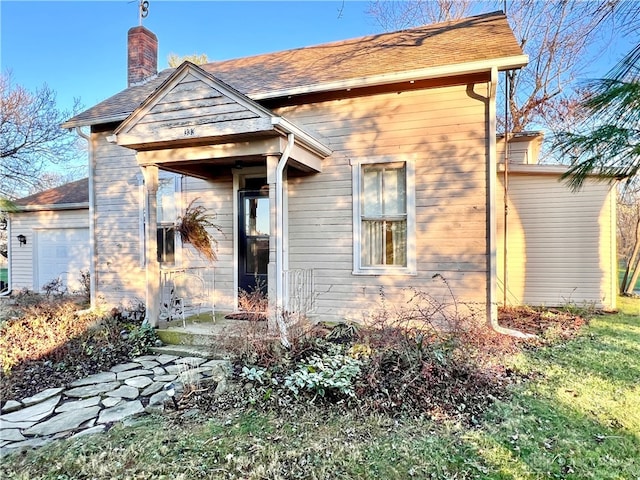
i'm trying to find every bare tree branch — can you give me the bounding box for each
[0,73,84,199]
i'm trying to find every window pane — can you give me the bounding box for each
[245,198,270,235]
[361,220,384,266]
[383,166,406,215]
[246,237,269,275]
[157,227,175,264]
[362,167,382,216]
[385,220,407,266]
[157,177,177,223]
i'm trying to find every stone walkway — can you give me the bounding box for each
[0,354,230,457]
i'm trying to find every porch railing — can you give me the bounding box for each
[283,268,314,319]
[159,267,215,325]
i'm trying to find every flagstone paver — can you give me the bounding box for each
[23,406,101,437]
[116,369,154,381]
[98,400,144,424]
[138,360,160,369]
[0,429,26,442]
[65,382,121,398]
[106,385,139,399]
[55,396,101,413]
[110,362,142,373]
[21,388,64,407]
[0,400,22,414]
[0,353,231,456]
[155,354,179,365]
[69,372,117,387]
[0,395,61,423]
[125,376,153,389]
[101,397,123,408]
[141,381,165,397]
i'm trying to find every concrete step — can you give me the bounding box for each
[155,328,219,347]
[150,344,223,359]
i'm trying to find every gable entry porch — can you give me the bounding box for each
[112,63,332,344]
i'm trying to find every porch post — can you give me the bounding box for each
[141,165,160,327]
[266,155,278,332]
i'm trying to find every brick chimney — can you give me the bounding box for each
[127,26,157,87]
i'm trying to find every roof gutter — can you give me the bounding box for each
[252,55,529,101]
[13,202,89,212]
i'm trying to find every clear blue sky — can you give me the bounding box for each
[1,1,634,117]
[1,1,380,113]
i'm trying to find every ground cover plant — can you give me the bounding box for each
[1,295,638,479]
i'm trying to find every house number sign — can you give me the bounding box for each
[184,128,196,136]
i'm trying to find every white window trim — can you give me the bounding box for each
[351,156,416,276]
[138,172,183,268]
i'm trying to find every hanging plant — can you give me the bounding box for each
[176,198,222,262]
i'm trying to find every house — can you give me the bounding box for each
[6,178,90,294]
[49,11,615,333]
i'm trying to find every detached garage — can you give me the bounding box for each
[7,179,89,294]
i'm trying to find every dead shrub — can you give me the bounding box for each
[176,199,222,262]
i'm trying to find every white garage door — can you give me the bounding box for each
[36,228,90,293]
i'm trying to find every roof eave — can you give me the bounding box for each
[61,113,131,130]
[61,54,528,129]
[12,202,89,213]
[251,54,530,100]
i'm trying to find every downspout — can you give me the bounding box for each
[503,71,510,306]
[276,133,294,347]
[76,127,97,309]
[488,67,499,330]
[0,219,12,297]
[488,67,531,338]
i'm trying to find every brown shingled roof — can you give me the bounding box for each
[63,11,525,129]
[14,178,89,208]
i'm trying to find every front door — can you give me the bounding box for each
[238,189,269,294]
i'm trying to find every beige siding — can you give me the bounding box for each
[92,132,145,306]
[279,83,491,321]
[92,79,492,320]
[496,173,616,309]
[9,209,88,291]
[91,132,234,310]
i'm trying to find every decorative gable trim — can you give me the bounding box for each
[114,62,279,149]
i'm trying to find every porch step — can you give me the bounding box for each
[150,344,222,359]
[155,328,219,347]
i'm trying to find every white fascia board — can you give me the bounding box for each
[498,164,569,175]
[253,55,529,100]
[13,203,89,212]
[272,117,332,157]
[61,114,129,130]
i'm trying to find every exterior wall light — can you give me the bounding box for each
[17,234,27,246]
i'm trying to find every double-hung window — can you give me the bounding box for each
[139,173,181,266]
[156,176,177,264]
[352,157,415,275]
